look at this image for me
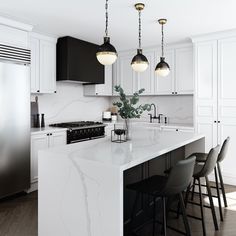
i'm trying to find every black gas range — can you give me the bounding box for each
[49,121,106,144]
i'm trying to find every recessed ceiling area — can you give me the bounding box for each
[1,0,236,51]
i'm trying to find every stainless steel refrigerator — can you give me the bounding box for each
[0,44,30,198]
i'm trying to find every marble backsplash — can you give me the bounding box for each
[31,83,193,126]
[111,95,194,125]
[31,82,110,125]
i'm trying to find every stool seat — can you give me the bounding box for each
[193,153,208,162]
[127,175,168,196]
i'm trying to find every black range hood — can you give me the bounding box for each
[56,36,104,84]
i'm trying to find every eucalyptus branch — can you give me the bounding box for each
[113,85,151,119]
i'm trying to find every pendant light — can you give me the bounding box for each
[96,0,117,65]
[155,19,170,77]
[131,3,149,72]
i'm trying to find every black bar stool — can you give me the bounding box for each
[190,137,230,221]
[186,145,220,236]
[127,156,196,236]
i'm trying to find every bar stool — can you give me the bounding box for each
[190,137,230,221]
[127,156,196,236]
[186,145,220,236]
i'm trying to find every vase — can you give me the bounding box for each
[124,118,132,140]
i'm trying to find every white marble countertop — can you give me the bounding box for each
[103,120,194,130]
[31,126,67,135]
[41,127,203,171]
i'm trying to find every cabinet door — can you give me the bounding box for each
[31,134,49,183]
[175,47,193,94]
[115,52,135,95]
[217,37,236,183]
[155,49,175,95]
[195,41,218,152]
[30,37,40,93]
[39,40,56,93]
[136,51,155,95]
[49,131,67,147]
[95,65,113,96]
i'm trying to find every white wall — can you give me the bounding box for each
[31,82,110,125]
[112,95,193,125]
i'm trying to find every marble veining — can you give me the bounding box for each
[38,127,204,236]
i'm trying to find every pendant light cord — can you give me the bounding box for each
[161,23,164,57]
[138,10,141,49]
[105,0,108,37]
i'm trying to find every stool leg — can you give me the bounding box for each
[198,178,206,236]
[214,167,223,221]
[185,184,191,208]
[153,196,156,236]
[178,193,191,236]
[162,197,167,236]
[191,178,196,201]
[217,162,228,207]
[205,176,219,230]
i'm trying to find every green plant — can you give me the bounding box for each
[113,85,151,119]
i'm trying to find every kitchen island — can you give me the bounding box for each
[38,127,205,236]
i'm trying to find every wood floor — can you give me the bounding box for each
[0,185,236,236]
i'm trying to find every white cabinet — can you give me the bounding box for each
[155,46,193,95]
[136,51,155,95]
[175,46,194,94]
[31,133,48,185]
[155,49,175,95]
[30,130,66,189]
[114,51,135,95]
[161,126,194,133]
[83,66,113,96]
[113,50,156,95]
[195,41,218,152]
[113,44,193,96]
[194,36,236,185]
[30,33,57,94]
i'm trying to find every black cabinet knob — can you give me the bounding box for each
[37,90,40,93]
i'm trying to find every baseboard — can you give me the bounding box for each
[27,182,38,193]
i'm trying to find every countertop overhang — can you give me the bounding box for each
[40,127,204,171]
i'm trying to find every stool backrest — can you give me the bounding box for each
[218,137,230,163]
[162,156,196,196]
[196,145,220,178]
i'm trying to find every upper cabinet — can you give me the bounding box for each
[112,43,193,96]
[30,33,57,94]
[155,49,175,95]
[83,66,113,96]
[113,51,135,95]
[175,46,193,94]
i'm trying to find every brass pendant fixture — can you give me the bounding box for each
[155,19,170,77]
[96,0,118,65]
[131,3,149,72]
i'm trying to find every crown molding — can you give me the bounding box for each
[191,28,236,43]
[0,15,33,31]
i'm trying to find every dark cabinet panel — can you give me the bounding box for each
[57,36,104,84]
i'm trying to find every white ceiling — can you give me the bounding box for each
[1,0,236,50]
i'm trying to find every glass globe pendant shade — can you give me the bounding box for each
[155,57,170,77]
[131,49,149,72]
[96,37,118,65]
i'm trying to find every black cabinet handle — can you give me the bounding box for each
[176,129,179,131]
[37,90,40,93]
[172,92,174,94]
[218,121,221,123]
[214,121,217,123]
[175,92,178,94]
[47,133,49,136]
[54,91,57,93]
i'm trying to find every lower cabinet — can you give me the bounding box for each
[161,126,194,133]
[30,130,66,191]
